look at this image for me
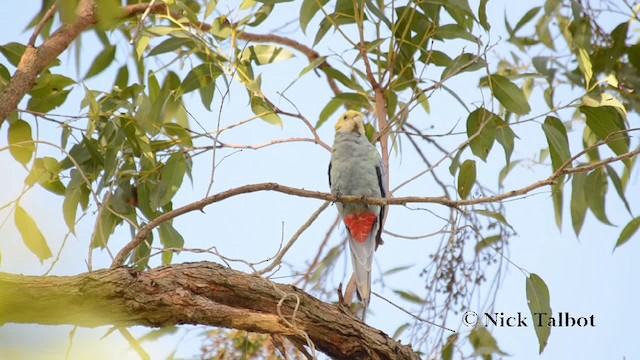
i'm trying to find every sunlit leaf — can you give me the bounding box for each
[526,273,552,354]
[470,325,507,356]
[300,0,329,33]
[15,205,52,263]
[576,47,592,86]
[240,45,295,65]
[8,119,35,166]
[250,96,282,126]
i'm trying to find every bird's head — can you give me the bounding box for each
[335,110,366,135]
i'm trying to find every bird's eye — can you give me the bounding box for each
[343,115,347,119]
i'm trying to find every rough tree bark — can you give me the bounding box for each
[0,261,420,360]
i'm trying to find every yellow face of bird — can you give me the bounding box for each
[335,110,365,135]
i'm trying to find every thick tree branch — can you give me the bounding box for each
[0,0,95,126]
[0,262,419,360]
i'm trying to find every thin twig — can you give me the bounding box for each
[28,3,58,47]
[259,201,331,275]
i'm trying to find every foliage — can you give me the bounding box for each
[0,0,639,358]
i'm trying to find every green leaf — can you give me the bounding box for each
[156,153,187,208]
[182,63,221,93]
[164,123,193,148]
[25,157,62,190]
[475,235,501,254]
[513,7,541,34]
[542,116,571,172]
[585,169,612,225]
[63,170,86,235]
[298,56,326,78]
[499,159,521,186]
[393,290,427,304]
[434,24,477,42]
[159,222,184,264]
[392,323,410,340]
[417,91,430,114]
[489,75,531,115]
[580,105,629,159]
[148,37,192,57]
[240,45,295,65]
[300,0,329,33]
[15,205,52,263]
[470,326,507,356]
[478,0,489,31]
[95,0,126,29]
[551,181,563,229]
[316,97,344,129]
[8,119,35,166]
[91,204,119,249]
[570,172,588,236]
[441,53,486,80]
[133,229,152,270]
[0,42,27,67]
[473,209,513,229]
[614,217,640,251]
[577,47,592,86]
[335,92,370,109]
[495,118,515,164]
[457,159,476,199]
[526,273,552,354]
[250,96,282,126]
[383,265,413,276]
[605,165,632,215]
[466,108,496,161]
[85,45,116,79]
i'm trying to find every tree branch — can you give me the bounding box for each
[0,262,419,360]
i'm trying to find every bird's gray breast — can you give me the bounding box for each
[330,132,383,213]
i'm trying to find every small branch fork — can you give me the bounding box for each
[111,144,639,267]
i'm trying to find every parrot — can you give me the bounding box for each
[328,110,386,308]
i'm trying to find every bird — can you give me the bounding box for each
[328,110,386,309]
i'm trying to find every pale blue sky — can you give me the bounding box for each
[0,1,638,359]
